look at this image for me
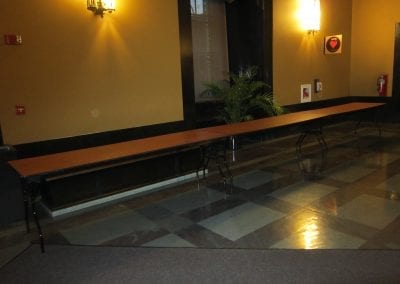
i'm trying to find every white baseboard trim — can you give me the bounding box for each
[45,171,200,218]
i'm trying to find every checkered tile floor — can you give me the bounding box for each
[3,122,400,258]
[34,122,400,250]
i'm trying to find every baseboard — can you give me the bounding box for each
[43,171,202,218]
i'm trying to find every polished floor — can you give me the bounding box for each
[1,121,400,266]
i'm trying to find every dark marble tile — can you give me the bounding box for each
[318,210,379,241]
[44,232,71,245]
[361,215,400,249]
[179,197,246,223]
[251,196,303,215]
[101,228,170,247]
[154,215,194,233]
[175,224,235,248]
[137,204,174,221]
[359,239,397,249]
[311,185,366,213]
[233,174,303,202]
[233,214,299,249]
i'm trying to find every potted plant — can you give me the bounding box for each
[204,66,285,154]
[205,66,284,124]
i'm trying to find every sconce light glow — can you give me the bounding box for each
[298,0,321,34]
[87,0,116,17]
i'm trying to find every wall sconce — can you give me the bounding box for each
[299,0,321,34]
[87,0,115,17]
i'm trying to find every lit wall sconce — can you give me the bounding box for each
[87,0,115,17]
[299,0,321,34]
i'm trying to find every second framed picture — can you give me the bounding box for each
[301,84,312,103]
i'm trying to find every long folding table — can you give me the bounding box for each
[8,102,385,252]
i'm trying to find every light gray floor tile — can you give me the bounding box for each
[233,170,281,190]
[199,202,285,241]
[61,210,157,245]
[376,174,400,192]
[269,182,338,207]
[142,233,196,248]
[336,195,400,229]
[159,188,225,213]
[325,165,375,183]
[270,227,365,249]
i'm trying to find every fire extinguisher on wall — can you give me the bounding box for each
[377,74,388,96]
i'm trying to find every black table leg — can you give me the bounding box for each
[354,109,382,137]
[21,178,45,253]
[21,178,30,233]
[296,128,328,178]
[30,183,45,253]
[196,140,233,194]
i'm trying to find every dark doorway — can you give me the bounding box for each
[0,125,3,145]
[191,0,273,126]
[226,0,272,85]
[392,23,400,113]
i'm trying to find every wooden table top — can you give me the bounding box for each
[8,102,385,179]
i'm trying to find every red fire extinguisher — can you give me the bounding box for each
[377,74,388,96]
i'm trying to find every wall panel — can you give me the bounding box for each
[0,0,184,145]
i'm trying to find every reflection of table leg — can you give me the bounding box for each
[196,140,233,193]
[217,139,233,194]
[354,109,382,137]
[21,178,30,233]
[296,128,328,178]
[21,178,45,253]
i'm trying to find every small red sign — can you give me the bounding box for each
[4,34,22,45]
[324,34,343,55]
[15,105,26,115]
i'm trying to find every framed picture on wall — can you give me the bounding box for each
[325,35,342,54]
[301,84,312,103]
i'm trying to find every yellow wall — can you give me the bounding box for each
[273,0,352,105]
[350,0,400,97]
[0,0,183,145]
[2,1,398,145]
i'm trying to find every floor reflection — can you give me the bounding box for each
[302,217,320,249]
[2,122,400,258]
